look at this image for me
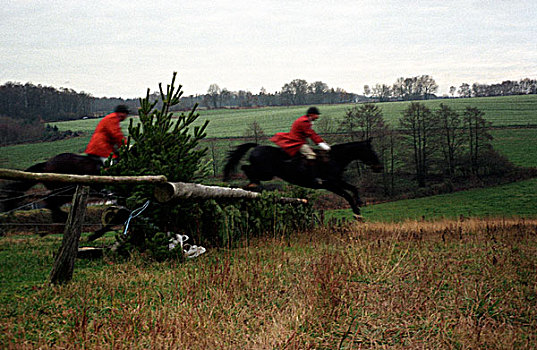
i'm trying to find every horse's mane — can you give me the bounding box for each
[329,139,374,167]
[331,139,372,151]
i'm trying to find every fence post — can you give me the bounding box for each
[49,185,90,285]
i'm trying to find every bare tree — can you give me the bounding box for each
[399,102,436,187]
[458,83,471,98]
[435,103,464,177]
[243,120,266,144]
[207,83,221,109]
[418,75,438,99]
[281,79,308,105]
[463,107,492,175]
[449,86,457,98]
[371,84,391,102]
[363,85,371,97]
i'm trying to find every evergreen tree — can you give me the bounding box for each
[105,73,209,258]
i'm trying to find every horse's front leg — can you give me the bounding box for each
[322,181,361,217]
[337,180,363,207]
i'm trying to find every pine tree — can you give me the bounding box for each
[105,73,209,258]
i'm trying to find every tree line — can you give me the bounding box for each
[0,82,139,145]
[365,76,537,101]
[193,79,362,110]
[1,75,535,146]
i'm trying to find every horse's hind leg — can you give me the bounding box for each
[44,195,69,223]
[242,165,261,187]
[0,180,37,213]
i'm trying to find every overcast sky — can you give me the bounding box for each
[1,0,536,98]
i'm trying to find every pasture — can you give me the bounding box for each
[329,178,537,223]
[50,95,537,138]
[2,95,537,171]
[1,218,536,348]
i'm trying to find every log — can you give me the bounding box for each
[0,168,167,184]
[49,185,90,285]
[77,247,104,259]
[154,182,307,204]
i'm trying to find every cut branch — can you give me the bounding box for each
[0,168,167,184]
[154,182,307,204]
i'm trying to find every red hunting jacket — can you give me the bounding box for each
[85,112,126,158]
[270,115,325,157]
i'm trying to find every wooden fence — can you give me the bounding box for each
[0,168,306,285]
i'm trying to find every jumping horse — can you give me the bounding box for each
[0,153,124,239]
[223,139,383,217]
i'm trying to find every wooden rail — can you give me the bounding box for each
[154,182,307,204]
[0,168,167,184]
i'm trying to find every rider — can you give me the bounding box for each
[270,106,331,184]
[85,104,130,165]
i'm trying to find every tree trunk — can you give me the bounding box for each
[49,185,89,285]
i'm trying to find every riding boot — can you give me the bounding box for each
[307,159,323,185]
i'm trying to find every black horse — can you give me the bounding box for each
[0,153,124,239]
[223,139,383,217]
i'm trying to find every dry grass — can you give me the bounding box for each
[1,218,536,349]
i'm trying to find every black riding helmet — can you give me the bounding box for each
[114,105,130,114]
[307,106,321,115]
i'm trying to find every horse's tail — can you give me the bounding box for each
[25,161,47,173]
[0,162,48,213]
[223,143,257,182]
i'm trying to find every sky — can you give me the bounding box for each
[1,0,536,99]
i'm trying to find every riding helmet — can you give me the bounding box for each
[114,105,130,114]
[307,106,321,115]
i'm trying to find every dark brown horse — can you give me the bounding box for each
[0,153,125,239]
[224,139,383,217]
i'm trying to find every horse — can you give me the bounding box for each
[223,139,383,217]
[0,153,125,239]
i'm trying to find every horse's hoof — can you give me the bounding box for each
[353,214,365,222]
[243,183,259,191]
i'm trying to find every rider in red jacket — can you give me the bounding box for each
[271,106,331,158]
[270,106,331,184]
[85,105,129,163]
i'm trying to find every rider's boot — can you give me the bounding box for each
[307,159,323,185]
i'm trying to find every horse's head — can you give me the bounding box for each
[331,139,383,173]
[361,139,384,173]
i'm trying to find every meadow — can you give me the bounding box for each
[326,178,537,223]
[2,95,537,170]
[50,94,537,138]
[1,218,536,348]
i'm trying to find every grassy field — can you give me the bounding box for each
[2,95,537,170]
[0,137,91,169]
[50,95,537,138]
[1,218,536,348]
[491,128,537,167]
[325,178,537,223]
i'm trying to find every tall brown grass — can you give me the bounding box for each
[1,218,536,349]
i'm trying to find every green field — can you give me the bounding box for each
[491,128,537,167]
[51,94,537,138]
[0,137,91,170]
[325,178,537,222]
[4,95,537,170]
